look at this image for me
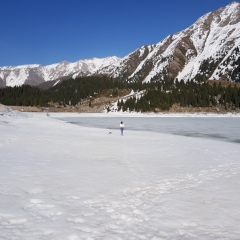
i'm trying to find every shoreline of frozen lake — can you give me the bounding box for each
[53,112,240,144]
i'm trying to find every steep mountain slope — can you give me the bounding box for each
[0,2,239,87]
[109,1,240,83]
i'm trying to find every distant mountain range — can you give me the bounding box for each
[0,1,239,88]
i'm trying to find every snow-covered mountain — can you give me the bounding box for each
[0,1,239,87]
[111,1,240,83]
[0,57,121,87]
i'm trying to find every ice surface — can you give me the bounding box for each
[56,114,240,144]
[0,110,240,239]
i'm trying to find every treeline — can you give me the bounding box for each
[0,76,133,106]
[117,79,240,112]
[0,76,240,112]
[45,76,132,106]
[0,85,45,106]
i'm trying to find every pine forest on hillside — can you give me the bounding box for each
[1,76,240,112]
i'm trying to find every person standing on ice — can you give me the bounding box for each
[120,121,124,136]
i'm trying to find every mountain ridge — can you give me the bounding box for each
[0,1,239,87]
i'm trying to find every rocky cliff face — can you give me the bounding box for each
[0,2,239,87]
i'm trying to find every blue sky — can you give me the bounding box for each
[0,0,235,66]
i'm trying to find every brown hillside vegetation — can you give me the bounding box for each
[207,79,240,88]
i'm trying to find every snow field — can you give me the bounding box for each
[0,111,240,239]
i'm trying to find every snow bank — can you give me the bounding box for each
[0,103,10,112]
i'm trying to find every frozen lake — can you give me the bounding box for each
[56,116,240,144]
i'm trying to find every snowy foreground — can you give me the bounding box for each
[1,109,240,240]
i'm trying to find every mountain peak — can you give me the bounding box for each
[0,2,239,87]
